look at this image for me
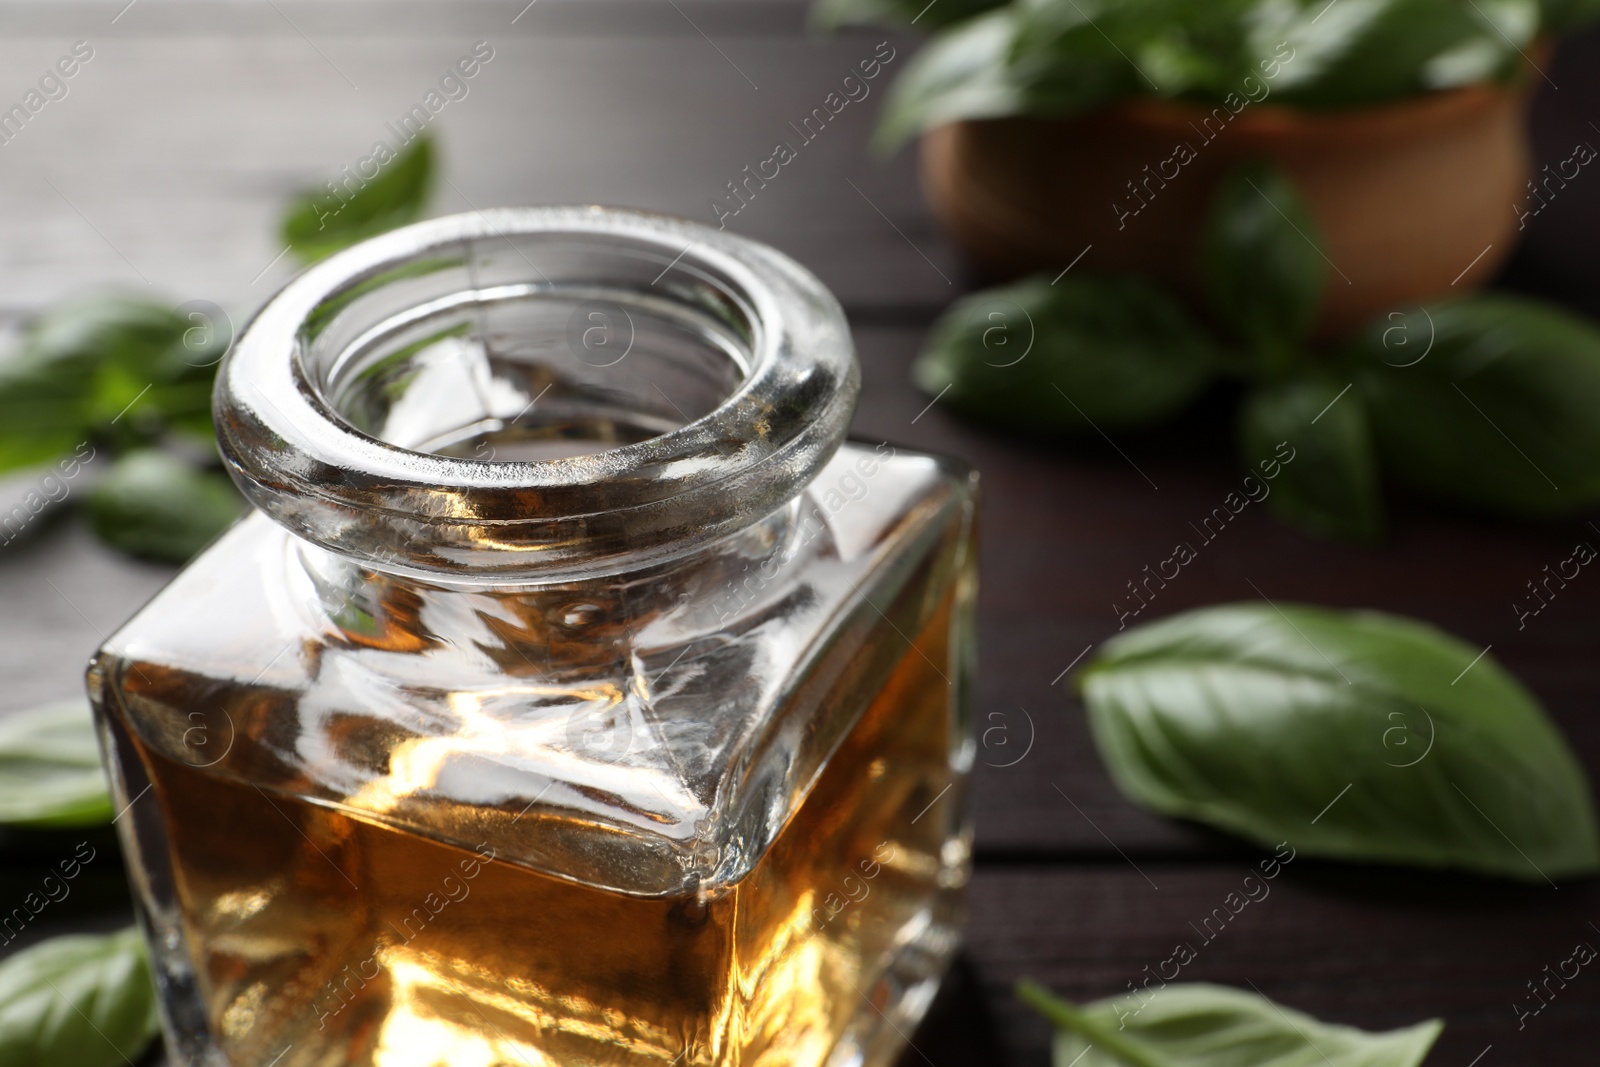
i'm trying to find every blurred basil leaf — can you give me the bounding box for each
[0,927,160,1067]
[1239,377,1382,541]
[1202,162,1323,363]
[0,295,222,466]
[1004,0,1163,110]
[0,703,112,828]
[0,350,96,475]
[1244,0,1395,95]
[913,274,1218,433]
[876,0,1545,144]
[876,9,1027,149]
[1272,0,1527,106]
[29,295,219,388]
[1424,0,1540,88]
[1120,0,1275,99]
[1079,603,1600,881]
[1018,979,1443,1067]
[86,450,242,563]
[1351,296,1600,517]
[810,0,1003,30]
[877,0,1190,148]
[283,133,434,263]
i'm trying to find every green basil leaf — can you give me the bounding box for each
[0,703,112,828]
[1350,295,1600,517]
[0,296,172,472]
[86,450,242,563]
[1019,979,1443,1067]
[0,354,95,476]
[1116,0,1281,100]
[1079,603,1600,882]
[1422,0,1539,89]
[999,0,1270,117]
[875,0,1172,149]
[1238,377,1382,542]
[875,9,1026,150]
[0,927,160,1067]
[810,0,1003,30]
[282,134,434,263]
[6,295,222,452]
[28,295,208,384]
[1243,0,1396,96]
[876,0,1542,145]
[1272,0,1524,107]
[1004,0,1157,110]
[1201,162,1323,361]
[912,274,1218,433]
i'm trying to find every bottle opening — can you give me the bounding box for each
[323,260,756,464]
[216,208,857,580]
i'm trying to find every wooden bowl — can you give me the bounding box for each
[921,78,1537,340]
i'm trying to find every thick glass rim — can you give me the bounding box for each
[214,206,859,581]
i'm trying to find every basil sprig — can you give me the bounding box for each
[0,296,220,478]
[0,297,242,562]
[0,134,434,562]
[872,0,1575,149]
[914,156,1600,539]
[1079,603,1600,882]
[1019,979,1443,1067]
[0,927,160,1067]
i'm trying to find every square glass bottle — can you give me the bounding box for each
[88,207,978,1067]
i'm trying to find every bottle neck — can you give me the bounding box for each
[215,207,857,584]
[291,497,806,688]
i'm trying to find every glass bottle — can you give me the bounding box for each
[88,207,978,1067]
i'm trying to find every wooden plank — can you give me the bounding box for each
[0,16,950,319]
[913,863,1600,1065]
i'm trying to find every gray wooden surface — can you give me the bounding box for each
[0,1,951,318]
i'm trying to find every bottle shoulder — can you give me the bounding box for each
[93,440,978,896]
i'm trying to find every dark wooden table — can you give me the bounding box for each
[2,3,1598,1063]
